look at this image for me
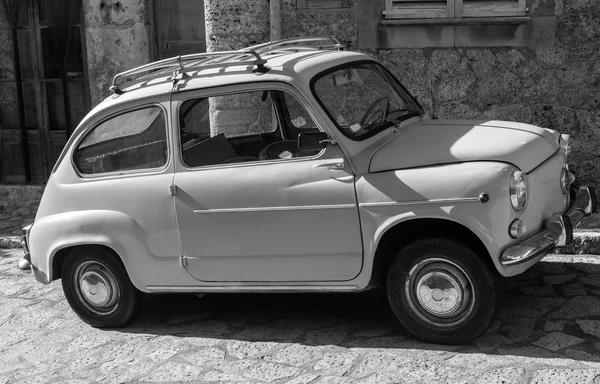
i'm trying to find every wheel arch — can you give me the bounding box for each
[52,244,126,282]
[369,217,496,288]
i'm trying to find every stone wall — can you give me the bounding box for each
[281,0,600,188]
[0,185,44,236]
[204,0,270,51]
[83,0,153,106]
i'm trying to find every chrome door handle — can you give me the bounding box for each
[313,161,344,170]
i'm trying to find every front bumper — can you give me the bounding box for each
[501,186,597,266]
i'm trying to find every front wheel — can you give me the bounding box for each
[386,238,499,344]
[61,248,142,328]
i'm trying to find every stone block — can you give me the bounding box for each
[465,49,497,79]
[532,332,585,351]
[470,65,521,108]
[428,50,477,103]
[494,48,539,78]
[535,45,569,68]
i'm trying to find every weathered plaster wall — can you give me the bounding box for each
[282,0,600,187]
[83,0,152,106]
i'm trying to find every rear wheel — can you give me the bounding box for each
[61,248,142,328]
[386,238,498,344]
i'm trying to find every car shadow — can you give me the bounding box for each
[119,257,600,364]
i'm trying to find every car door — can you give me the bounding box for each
[171,84,363,282]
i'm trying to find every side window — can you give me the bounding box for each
[179,90,323,167]
[74,107,168,175]
[283,93,319,131]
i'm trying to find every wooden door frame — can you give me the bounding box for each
[30,0,91,182]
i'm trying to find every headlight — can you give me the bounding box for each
[509,171,527,211]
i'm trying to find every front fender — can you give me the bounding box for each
[356,162,519,279]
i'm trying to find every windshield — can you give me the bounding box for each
[312,62,422,140]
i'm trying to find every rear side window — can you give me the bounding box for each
[73,107,168,175]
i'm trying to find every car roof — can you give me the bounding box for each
[84,37,375,126]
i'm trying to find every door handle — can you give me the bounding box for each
[313,161,344,170]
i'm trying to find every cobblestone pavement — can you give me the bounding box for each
[4,250,600,383]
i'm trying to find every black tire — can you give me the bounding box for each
[61,247,142,328]
[386,238,498,344]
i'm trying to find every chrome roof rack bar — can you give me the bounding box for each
[248,35,344,52]
[109,35,344,94]
[110,49,267,94]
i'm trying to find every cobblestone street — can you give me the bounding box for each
[4,249,600,383]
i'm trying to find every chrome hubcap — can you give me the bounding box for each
[75,261,119,314]
[416,271,462,316]
[405,258,475,327]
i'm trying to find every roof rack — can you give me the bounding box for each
[109,35,345,95]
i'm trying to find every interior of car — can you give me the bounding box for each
[179,90,321,167]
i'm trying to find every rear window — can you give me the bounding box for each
[73,107,168,175]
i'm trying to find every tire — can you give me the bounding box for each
[61,248,142,328]
[386,238,498,344]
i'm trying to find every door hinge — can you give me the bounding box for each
[179,255,188,267]
[169,184,177,196]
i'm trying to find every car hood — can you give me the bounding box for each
[369,119,559,173]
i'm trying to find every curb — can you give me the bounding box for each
[553,231,600,255]
[0,236,21,249]
[1,232,600,254]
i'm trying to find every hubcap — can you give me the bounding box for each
[75,261,120,314]
[416,271,462,316]
[405,258,475,327]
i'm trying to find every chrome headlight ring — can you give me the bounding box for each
[560,134,571,162]
[509,171,527,211]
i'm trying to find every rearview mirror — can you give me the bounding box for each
[298,132,329,151]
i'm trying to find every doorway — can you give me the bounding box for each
[0,0,90,183]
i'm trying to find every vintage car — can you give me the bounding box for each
[20,36,596,344]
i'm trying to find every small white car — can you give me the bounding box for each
[21,36,596,344]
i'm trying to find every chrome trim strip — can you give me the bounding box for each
[359,197,480,208]
[193,204,356,214]
[146,285,359,292]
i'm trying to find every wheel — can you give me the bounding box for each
[61,248,142,328]
[386,238,498,344]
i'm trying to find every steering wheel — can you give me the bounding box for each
[359,97,390,129]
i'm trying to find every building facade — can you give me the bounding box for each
[0,0,598,187]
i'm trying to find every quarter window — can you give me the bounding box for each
[73,107,168,175]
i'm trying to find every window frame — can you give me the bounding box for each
[174,83,329,171]
[383,0,527,20]
[71,103,170,179]
[297,0,351,9]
